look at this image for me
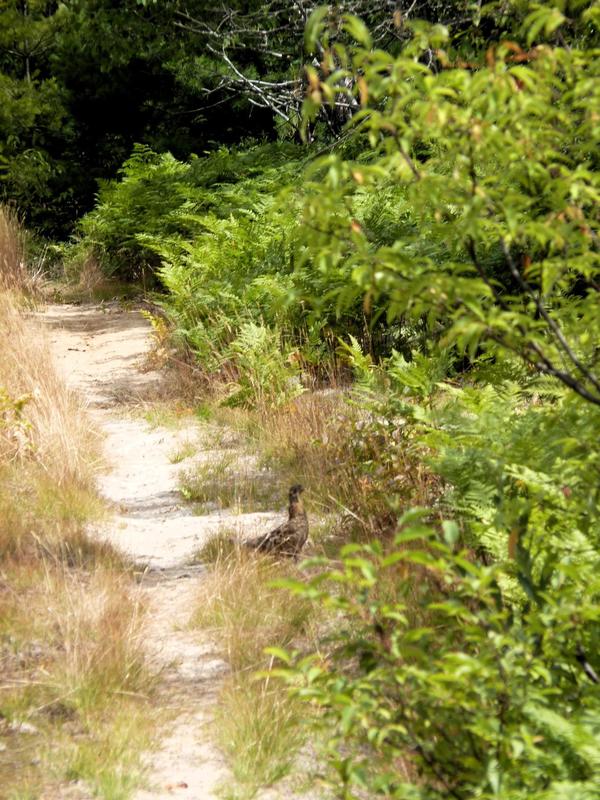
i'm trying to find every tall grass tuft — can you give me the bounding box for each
[0,292,99,487]
[216,674,305,793]
[0,205,45,295]
[192,541,318,794]
[45,569,149,711]
[0,204,25,290]
[192,547,314,672]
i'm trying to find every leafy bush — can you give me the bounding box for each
[298,3,600,405]
[72,142,326,405]
[264,6,600,798]
[68,145,193,279]
[71,142,303,278]
[277,510,600,799]
[0,71,73,235]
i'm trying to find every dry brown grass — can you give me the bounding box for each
[0,292,100,486]
[0,567,154,798]
[191,541,318,796]
[0,290,154,797]
[0,204,26,291]
[71,254,106,295]
[192,545,315,673]
[210,389,439,542]
[51,253,139,304]
[0,566,149,714]
[0,205,45,296]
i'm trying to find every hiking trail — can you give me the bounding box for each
[41,302,307,800]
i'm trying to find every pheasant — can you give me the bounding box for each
[245,484,308,559]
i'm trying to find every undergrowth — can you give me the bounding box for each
[187,418,438,798]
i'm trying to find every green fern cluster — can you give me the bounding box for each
[72,140,418,406]
[68,143,312,404]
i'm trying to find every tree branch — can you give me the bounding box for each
[501,239,600,395]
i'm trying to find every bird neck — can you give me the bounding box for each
[289,497,304,518]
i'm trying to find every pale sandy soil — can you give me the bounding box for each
[41,303,319,800]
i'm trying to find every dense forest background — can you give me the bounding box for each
[1,0,537,237]
[2,1,600,798]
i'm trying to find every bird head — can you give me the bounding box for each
[289,484,304,501]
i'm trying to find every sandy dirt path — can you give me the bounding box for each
[41,303,289,800]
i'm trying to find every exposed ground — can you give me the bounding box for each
[40,303,305,799]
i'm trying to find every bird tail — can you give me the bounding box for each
[243,534,270,552]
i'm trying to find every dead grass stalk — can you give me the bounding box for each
[0,292,99,486]
[193,549,314,673]
[0,205,45,295]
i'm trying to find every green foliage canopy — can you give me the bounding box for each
[297,2,600,404]
[0,0,278,235]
